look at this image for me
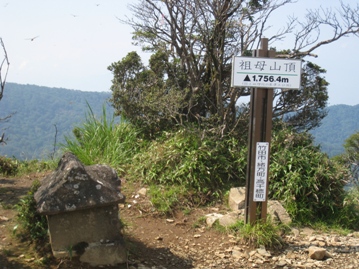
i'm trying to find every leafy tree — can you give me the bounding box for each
[273,61,329,131]
[108,51,189,135]
[109,0,359,136]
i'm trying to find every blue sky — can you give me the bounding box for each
[0,0,358,106]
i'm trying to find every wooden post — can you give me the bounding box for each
[245,38,275,225]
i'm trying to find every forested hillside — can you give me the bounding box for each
[0,83,114,160]
[310,104,359,157]
[0,83,357,160]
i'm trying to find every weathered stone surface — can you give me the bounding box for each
[47,205,123,253]
[228,187,246,211]
[256,246,271,258]
[79,241,127,266]
[205,213,223,227]
[34,152,125,215]
[227,187,291,225]
[267,200,292,225]
[206,211,245,228]
[218,212,241,227]
[308,246,327,260]
[137,187,148,197]
[33,152,126,266]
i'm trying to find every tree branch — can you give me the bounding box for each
[0,38,10,101]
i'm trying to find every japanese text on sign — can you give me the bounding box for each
[253,142,269,202]
[231,57,302,89]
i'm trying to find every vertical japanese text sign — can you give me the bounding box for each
[253,142,269,202]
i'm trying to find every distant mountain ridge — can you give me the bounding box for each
[0,83,114,160]
[0,83,358,160]
[310,104,359,157]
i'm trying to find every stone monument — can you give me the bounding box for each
[34,152,126,266]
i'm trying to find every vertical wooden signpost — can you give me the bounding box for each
[231,38,302,225]
[245,39,275,224]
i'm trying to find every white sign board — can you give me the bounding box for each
[253,142,269,202]
[231,56,302,89]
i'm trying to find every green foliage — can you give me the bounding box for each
[0,157,56,176]
[277,61,329,131]
[62,105,144,174]
[212,217,288,249]
[270,127,350,225]
[338,187,359,230]
[212,219,245,234]
[127,124,357,223]
[17,159,57,175]
[15,180,48,243]
[57,104,359,228]
[129,128,247,211]
[0,156,18,175]
[108,51,189,136]
[2,83,357,162]
[112,1,336,137]
[238,219,285,248]
[341,131,359,184]
[148,185,185,215]
[192,216,207,228]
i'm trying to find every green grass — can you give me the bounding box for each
[148,185,184,215]
[208,217,287,249]
[62,105,145,175]
[17,159,58,175]
[192,216,207,228]
[237,218,286,248]
[0,156,57,177]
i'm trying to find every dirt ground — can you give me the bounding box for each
[0,172,241,269]
[2,173,359,269]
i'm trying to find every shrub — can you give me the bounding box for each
[0,156,18,176]
[17,159,57,175]
[336,187,359,230]
[129,128,247,211]
[0,157,56,177]
[15,180,48,243]
[270,128,351,225]
[148,185,185,214]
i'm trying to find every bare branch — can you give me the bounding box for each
[0,133,6,145]
[0,37,10,101]
[278,1,359,58]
